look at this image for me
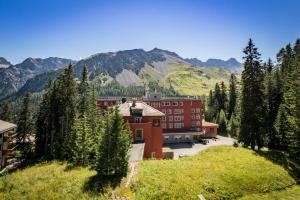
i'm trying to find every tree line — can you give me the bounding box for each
[205,38,300,161]
[1,65,131,178]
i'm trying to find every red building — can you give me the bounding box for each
[118,100,164,159]
[97,93,218,159]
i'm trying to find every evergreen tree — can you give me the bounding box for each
[51,64,78,160]
[0,103,13,122]
[228,111,239,138]
[214,83,221,111]
[35,81,53,156]
[228,74,237,120]
[72,114,93,166]
[16,93,34,157]
[284,39,300,159]
[78,65,90,117]
[274,104,289,149]
[239,39,266,150]
[217,109,227,136]
[96,107,131,177]
[205,90,216,121]
[220,81,228,112]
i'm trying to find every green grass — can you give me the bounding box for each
[1,147,298,200]
[160,65,231,96]
[0,161,131,200]
[133,146,299,200]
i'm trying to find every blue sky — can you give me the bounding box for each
[0,0,299,64]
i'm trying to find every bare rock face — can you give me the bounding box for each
[0,57,73,99]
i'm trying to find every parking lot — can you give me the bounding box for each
[163,136,235,159]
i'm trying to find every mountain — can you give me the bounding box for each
[0,57,73,99]
[0,57,11,68]
[5,48,234,101]
[185,57,242,72]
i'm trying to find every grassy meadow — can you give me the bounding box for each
[0,146,299,200]
[133,146,300,200]
[160,65,232,96]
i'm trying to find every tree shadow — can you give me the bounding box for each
[255,150,300,183]
[82,174,123,196]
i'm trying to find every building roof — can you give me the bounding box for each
[0,120,17,134]
[202,121,219,127]
[118,101,164,117]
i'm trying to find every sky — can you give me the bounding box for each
[0,0,299,64]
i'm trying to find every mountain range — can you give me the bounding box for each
[0,57,74,98]
[0,48,241,100]
[185,57,242,72]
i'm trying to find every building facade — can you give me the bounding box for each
[98,93,218,157]
[118,101,164,159]
[0,120,17,169]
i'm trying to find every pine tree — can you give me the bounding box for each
[285,39,300,159]
[239,39,266,150]
[78,65,90,117]
[35,81,53,156]
[72,114,93,166]
[217,109,227,136]
[228,74,237,120]
[214,83,221,111]
[96,107,131,177]
[274,104,289,149]
[205,90,216,121]
[50,64,78,160]
[220,81,228,112]
[0,103,13,122]
[16,93,34,157]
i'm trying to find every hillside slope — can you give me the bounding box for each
[6,48,234,100]
[134,146,300,200]
[1,146,299,200]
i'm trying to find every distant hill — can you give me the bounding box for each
[1,48,239,102]
[0,57,74,99]
[185,57,242,72]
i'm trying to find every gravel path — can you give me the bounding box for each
[163,136,235,159]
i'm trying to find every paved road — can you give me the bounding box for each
[163,136,235,159]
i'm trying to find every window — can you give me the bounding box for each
[162,101,170,106]
[168,109,172,114]
[134,117,142,123]
[162,109,166,114]
[174,123,182,128]
[191,114,195,120]
[153,119,160,127]
[196,114,200,119]
[179,101,183,106]
[174,116,181,121]
[135,129,143,141]
[162,123,166,129]
[174,109,182,114]
[152,102,160,108]
[191,108,196,113]
[164,135,169,140]
[162,116,166,121]
[172,101,178,106]
[196,108,201,113]
[169,116,173,121]
[169,123,173,129]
